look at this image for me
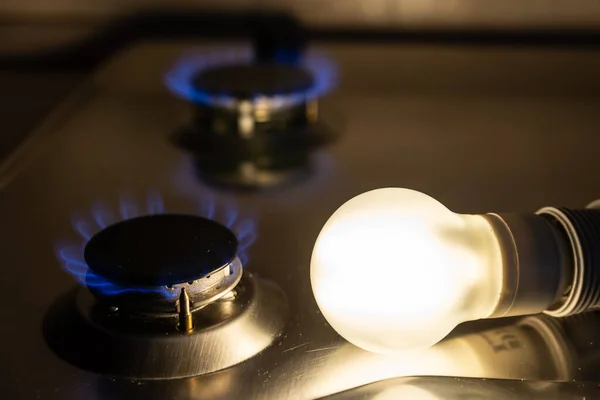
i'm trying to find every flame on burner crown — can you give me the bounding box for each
[56,192,257,298]
[163,48,337,108]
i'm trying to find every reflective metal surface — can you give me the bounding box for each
[267,313,600,399]
[3,42,600,399]
[324,377,600,400]
[44,274,287,379]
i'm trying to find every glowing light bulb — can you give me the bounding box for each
[311,188,600,353]
[311,188,504,353]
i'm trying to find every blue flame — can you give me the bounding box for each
[164,48,337,108]
[119,194,140,220]
[146,191,165,214]
[91,201,115,229]
[273,49,301,64]
[56,193,257,298]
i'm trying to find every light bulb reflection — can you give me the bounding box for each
[372,384,440,400]
[307,317,569,399]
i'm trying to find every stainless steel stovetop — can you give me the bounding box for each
[3,41,600,399]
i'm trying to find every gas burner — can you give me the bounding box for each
[83,214,241,315]
[190,62,318,137]
[45,197,287,379]
[166,49,335,137]
[165,49,339,190]
[164,49,335,111]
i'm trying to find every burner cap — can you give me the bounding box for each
[84,214,238,287]
[192,63,314,98]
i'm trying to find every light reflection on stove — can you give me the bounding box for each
[372,384,441,400]
[338,377,580,400]
[305,317,567,399]
[56,192,256,297]
[263,313,600,399]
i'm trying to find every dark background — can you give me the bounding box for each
[4,2,600,163]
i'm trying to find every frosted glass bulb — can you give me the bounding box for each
[310,188,505,353]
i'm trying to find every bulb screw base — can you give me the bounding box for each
[485,213,570,319]
[537,207,600,317]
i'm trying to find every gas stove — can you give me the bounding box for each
[164,46,336,190]
[48,200,287,380]
[4,34,600,400]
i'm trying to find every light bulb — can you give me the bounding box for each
[311,188,600,354]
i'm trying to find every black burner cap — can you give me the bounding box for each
[192,63,314,98]
[84,214,238,287]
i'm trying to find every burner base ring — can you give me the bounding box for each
[43,274,287,379]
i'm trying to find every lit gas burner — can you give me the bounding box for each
[191,62,318,137]
[165,48,338,189]
[44,196,287,379]
[83,214,241,316]
[164,48,335,112]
